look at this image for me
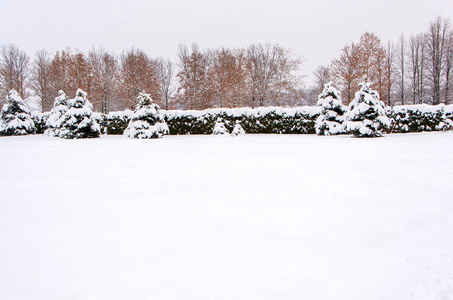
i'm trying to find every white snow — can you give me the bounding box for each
[1,133,453,300]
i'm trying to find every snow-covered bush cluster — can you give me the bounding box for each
[315,82,347,136]
[45,89,100,139]
[0,90,36,136]
[124,93,169,139]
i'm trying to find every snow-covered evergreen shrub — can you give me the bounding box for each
[212,117,229,135]
[54,89,100,139]
[231,120,246,136]
[124,93,169,139]
[345,78,390,137]
[315,82,347,135]
[45,90,68,137]
[105,110,132,134]
[31,112,49,134]
[0,90,36,136]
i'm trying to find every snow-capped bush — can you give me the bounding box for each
[315,82,347,135]
[345,78,390,137]
[53,89,101,139]
[0,90,36,136]
[45,90,68,137]
[124,93,169,139]
[31,112,49,134]
[231,120,246,136]
[213,118,229,135]
[104,110,133,134]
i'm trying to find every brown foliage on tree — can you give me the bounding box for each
[331,33,389,104]
[119,48,161,110]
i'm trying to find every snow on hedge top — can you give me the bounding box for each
[392,104,452,114]
[164,106,321,118]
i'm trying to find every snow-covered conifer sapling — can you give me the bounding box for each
[212,117,229,135]
[54,89,100,139]
[315,82,347,135]
[0,90,36,136]
[231,120,246,136]
[124,93,169,139]
[45,90,68,137]
[345,77,390,137]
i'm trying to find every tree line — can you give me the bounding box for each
[0,43,303,112]
[0,17,452,112]
[313,17,453,106]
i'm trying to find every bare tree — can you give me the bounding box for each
[89,47,120,113]
[156,57,175,110]
[313,65,331,94]
[408,33,428,104]
[426,17,450,105]
[384,41,395,106]
[444,30,453,104]
[245,43,301,107]
[395,34,407,105]
[30,49,53,112]
[0,44,30,100]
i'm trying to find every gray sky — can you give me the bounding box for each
[1,0,452,85]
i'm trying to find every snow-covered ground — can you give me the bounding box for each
[1,133,453,300]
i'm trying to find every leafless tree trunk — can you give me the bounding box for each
[444,30,453,104]
[156,57,175,110]
[408,34,427,104]
[31,49,52,112]
[385,41,395,106]
[313,65,331,94]
[395,34,407,105]
[426,17,450,105]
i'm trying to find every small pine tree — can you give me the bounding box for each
[345,77,390,137]
[315,82,347,135]
[231,120,245,136]
[55,89,100,139]
[0,90,36,136]
[124,93,169,139]
[212,117,228,135]
[45,90,68,137]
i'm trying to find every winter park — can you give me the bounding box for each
[1,1,453,299]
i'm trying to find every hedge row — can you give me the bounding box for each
[387,104,453,133]
[31,104,453,135]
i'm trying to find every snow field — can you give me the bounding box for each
[1,133,453,299]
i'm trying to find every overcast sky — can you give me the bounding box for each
[1,0,452,85]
